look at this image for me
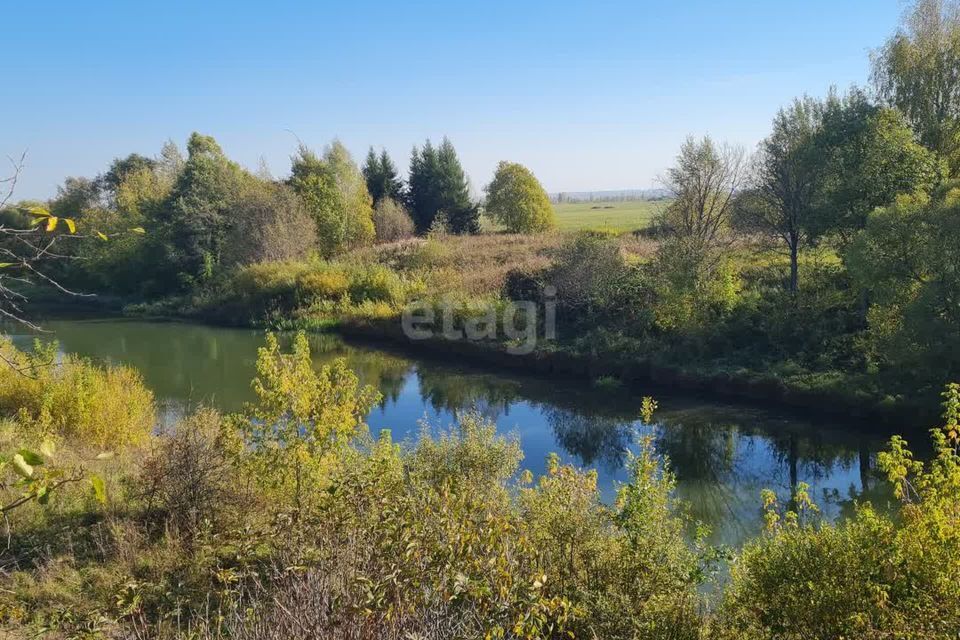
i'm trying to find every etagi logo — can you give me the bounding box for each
[401,286,556,355]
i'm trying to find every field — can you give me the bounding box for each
[552,199,666,232]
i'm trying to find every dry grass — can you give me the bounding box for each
[434,232,562,295]
[360,231,660,297]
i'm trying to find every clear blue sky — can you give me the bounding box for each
[5,0,905,200]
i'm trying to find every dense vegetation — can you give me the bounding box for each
[2,0,960,636]
[4,1,959,419]
[0,334,957,638]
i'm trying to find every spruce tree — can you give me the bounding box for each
[362,147,403,206]
[407,137,478,234]
[379,149,403,202]
[362,147,380,202]
[436,137,479,234]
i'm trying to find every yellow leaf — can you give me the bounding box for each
[130,227,146,235]
[45,216,58,232]
[64,218,77,234]
[96,231,109,241]
[39,440,56,460]
[12,454,33,479]
[90,474,107,504]
[23,206,50,217]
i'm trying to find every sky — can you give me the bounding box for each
[4,0,907,200]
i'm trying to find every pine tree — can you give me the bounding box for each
[407,140,439,232]
[362,147,404,206]
[436,138,479,234]
[407,137,478,234]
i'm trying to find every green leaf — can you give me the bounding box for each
[17,449,44,466]
[90,474,107,504]
[0,263,16,268]
[36,485,49,505]
[12,454,33,479]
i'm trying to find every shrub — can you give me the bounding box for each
[345,263,405,304]
[545,232,626,313]
[717,384,960,639]
[223,182,318,267]
[519,440,705,639]
[372,197,415,243]
[0,338,155,448]
[296,268,350,301]
[649,238,741,332]
[139,408,245,536]
[231,332,381,514]
[215,259,419,324]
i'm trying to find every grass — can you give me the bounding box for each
[552,199,666,232]
[362,233,563,296]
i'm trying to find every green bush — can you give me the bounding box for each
[345,263,405,304]
[372,196,416,243]
[717,385,960,639]
[208,258,420,325]
[296,267,350,301]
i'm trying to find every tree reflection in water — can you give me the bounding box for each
[29,319,911,547]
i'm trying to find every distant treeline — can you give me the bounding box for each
[551,188,671,203]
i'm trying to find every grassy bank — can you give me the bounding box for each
[110,229,938,425]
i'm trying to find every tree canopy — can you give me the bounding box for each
[484,161,556,233]
[407,138,479,234]
[362,147,404,206]
[289,141,376,257]
[810,89,941,241]
[872,0,960,170]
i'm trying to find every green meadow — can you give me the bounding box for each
[552,199,665,232]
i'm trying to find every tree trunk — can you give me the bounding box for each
[789,235,799,294]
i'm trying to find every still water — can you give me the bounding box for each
[11,319,909,548]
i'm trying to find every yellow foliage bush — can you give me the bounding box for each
[0,338,155,448]
[296,268,349,301]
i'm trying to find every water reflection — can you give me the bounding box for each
[8,319,913,547]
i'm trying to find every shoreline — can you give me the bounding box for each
[333,318,932,427]
[22,301,936,427]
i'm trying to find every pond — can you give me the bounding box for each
[9,319,911,548]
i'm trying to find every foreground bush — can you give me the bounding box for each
[0,337,155,447]
[716,384,960,639]
[0,332,705,639]
[1,333,959,640]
